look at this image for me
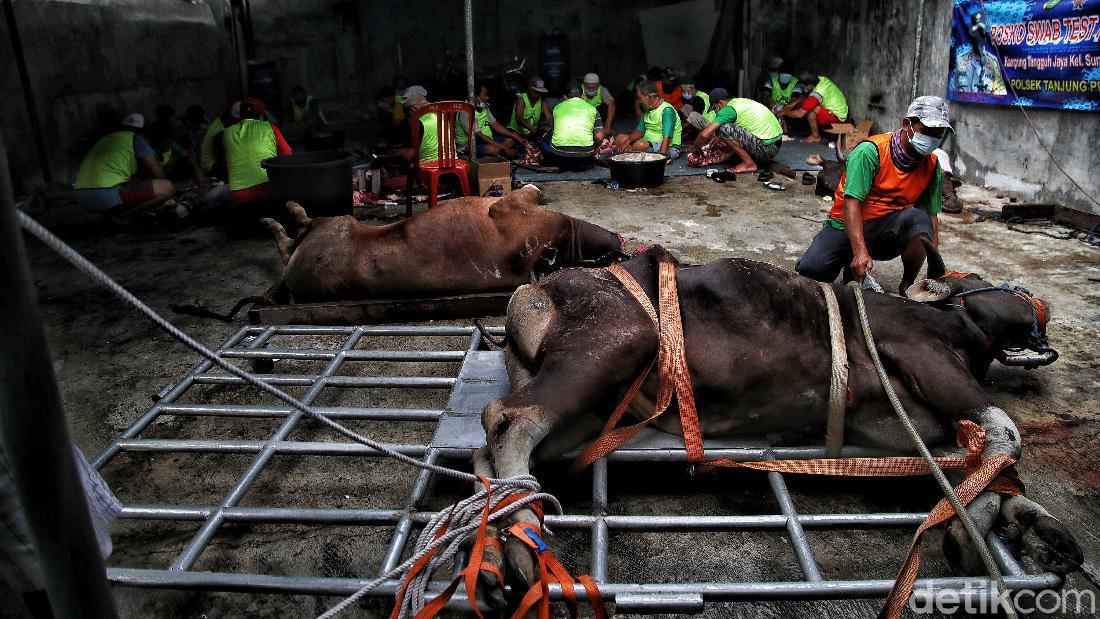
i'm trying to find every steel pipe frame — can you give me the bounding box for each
[96,325,1060,614]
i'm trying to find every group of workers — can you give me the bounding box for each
[71,87,324,223]
[392,57,852,178]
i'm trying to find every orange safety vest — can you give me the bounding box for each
[830,133,938,222]
[656,80,684,110]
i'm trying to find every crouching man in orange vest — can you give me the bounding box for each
[795,96,951,296]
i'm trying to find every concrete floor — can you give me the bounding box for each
[12,175,1100,617]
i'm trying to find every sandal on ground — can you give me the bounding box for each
[757,169,774,182]
[764,181,786,191]
[801,172,816,185]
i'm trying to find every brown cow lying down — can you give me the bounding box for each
[471,244,1081,606]
[261,186,627,303]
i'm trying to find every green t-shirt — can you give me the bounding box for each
[712,100,783,144]
[635,106,679,139]
[826,141,943,230]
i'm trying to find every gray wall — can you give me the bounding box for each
[1,0,236,190]
[746,0,1099,215]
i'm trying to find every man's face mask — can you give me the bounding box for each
[682,88,696,99]
[584,85,598,97]
[906,120,943,156]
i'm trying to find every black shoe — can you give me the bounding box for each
[757,169,774,182]
[802,172,816,185]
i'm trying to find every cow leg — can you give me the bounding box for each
[470,446,509,609]
[882,349,1026,574]
[999,494,1082,575]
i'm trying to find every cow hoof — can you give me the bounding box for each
[499,507,541,597]
[475,527,508,610]
[1000,495,1083,575]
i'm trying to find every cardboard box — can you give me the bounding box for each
[469,156,512,197]
[825,119,874,153]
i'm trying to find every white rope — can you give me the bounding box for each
[16,211,556,618]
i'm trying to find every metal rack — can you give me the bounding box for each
[97,324,1060,614]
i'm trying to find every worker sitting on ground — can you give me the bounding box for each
[200,101,241,178]
[687,88,782,173]
[284,85,329,142]
[580,73,617,138]
[760,57,803,111]
[71,113,176,224]
[539,85,605,171]
[507,77,553,138]
[655,67,684,110]
[457,83,527,158]
[148,122,208,185]
[218,99,293,208]
[777,74,849,143]
[678,79,713,141]
[795,96,950,296]
[614,81,683,160]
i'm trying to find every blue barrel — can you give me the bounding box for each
[539,32,570,95]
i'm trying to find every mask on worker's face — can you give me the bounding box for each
[584,86,598,97]
[906,121,942,157]
[682,88,696,100]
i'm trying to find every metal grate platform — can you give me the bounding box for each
[95,324,1061,614]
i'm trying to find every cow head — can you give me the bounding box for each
[904,239,1058,367]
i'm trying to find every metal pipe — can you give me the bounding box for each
[160,403,443,421]
[105,567,1062,600]
[766,466,823,581]
[911,0,926,102]
[0,128,116,615]
[464,0,475,162]
[591,458,609,582]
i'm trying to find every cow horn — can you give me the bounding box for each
[922,236,946,279]
[995,348,1060,367]
[905,278,952,302]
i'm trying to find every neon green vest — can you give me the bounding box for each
[223,119,277,191]
[770,74,798,106]
[641,100,682,147]
[73,131,138,189]
[695,91,716,122]
[419,112,440,162]
[456,107,493,146]
[551,98,597,148]
[580,84,603,107]
[507,93,542,135]
[200,117,225,172]
[727,98,783,142]
[813,76,849,120]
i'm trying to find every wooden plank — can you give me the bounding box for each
[1054,206,1100,233]
[248,291,513,326]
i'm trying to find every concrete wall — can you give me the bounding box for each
[746,0,1099,215]
[1,0,236,189]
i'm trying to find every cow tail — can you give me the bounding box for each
[474,319,507,349]
[170,295,271,322]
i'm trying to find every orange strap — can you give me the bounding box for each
[571,262,704,472]
[699,420,1023,619]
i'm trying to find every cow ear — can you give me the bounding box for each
[921,237,946,279]
[905,279,952,303]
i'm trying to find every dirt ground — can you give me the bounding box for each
[9,174,1100,618]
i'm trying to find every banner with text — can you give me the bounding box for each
[948,0,1100,111]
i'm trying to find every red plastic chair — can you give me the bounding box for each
[407,101,474,215]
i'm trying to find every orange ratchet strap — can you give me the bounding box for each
[571,262,704,473]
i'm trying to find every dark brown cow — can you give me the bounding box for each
[262,186,627,303]
[471,245,1080,605]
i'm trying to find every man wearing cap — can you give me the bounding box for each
[778,74,849,143]
[760,57,804,111]
[72,113,176,222]
[687,88,782,173]
[219,99,293,208]
[580,73,617,136]
[540,84,606,170]
[614,81,682,159]
[507,78,554,138]
[796,96,951,296]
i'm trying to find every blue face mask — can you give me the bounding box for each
[584,86,598,97]
[907,124,941,156]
